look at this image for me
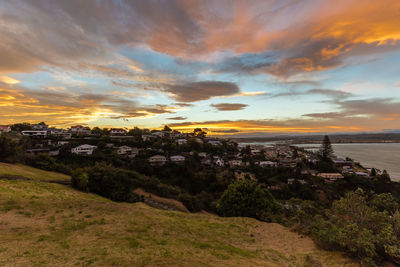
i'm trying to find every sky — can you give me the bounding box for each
[1,0,400,136]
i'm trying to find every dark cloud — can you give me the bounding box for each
[166,81,240,102]
[271,89,352,99]
[303,98,400,120]
[173,103,194,107]
[210,129,241,133]
[210,103,248,111]
[0,86,175,125]
[166,116,187,120]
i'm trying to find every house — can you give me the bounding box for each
[170,155,185,163]
[151,131,165,138]
[208,140,222,146]
[176,139,187,145]
[21,130,47,137]
[50,129,72,139]
[142,134,156,141]
[198,152,207,158]
[110,128,127,136]
[57,141,69,146]
[201,158,212,165]
[318,173,344,182]
[215,158,225,167]
[259,161,278,167]
[117,146,132,155]
[355,171,370,177]
[288,178,307,185]
[237,144,248,150]
[49,150,60,156]
[148,155,167,165]
[71,144,97,155]
[193,138,203,144]
[228,159,243,167]
[0,125,11,134]
[117,146,138,157]
[70,125,91,135]
[32,123,48,131]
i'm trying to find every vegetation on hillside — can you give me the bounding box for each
[0,178,357,266]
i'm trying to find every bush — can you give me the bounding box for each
[217,179,279,222]
[86,163,139,202]
[178,193,202,212]
[310,188,400,265]
[71,168,89,192]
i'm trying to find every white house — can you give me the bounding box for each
[355,171,369,177]
[117,146,132,155]
[228,159,243,167]
[198,152,207,158]
[110,128,127,136]
[215,158,225,167]
[170,155,185,163]
[57,141,69,146]
[208,140,222,146]
[318,173,344,182]
[176,139,187,145]
[70,125,91,135]
[142,134,156,141]
[32,124,48,131]
[259,161,278,167]
[148,155,167,165]
[21,130,47,137]
[71,144,97,155]
[0,125,11,134]
[151,131,165,138]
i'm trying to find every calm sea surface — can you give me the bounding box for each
[242,142,400,181]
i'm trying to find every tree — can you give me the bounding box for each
[11,122,32,131]
[193,128,207,137]
[217,179,279,221]
[318,135,334,161]
[163,125,172,132]
[128,127,143,138]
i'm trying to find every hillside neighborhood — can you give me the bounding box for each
[0,122,377,185]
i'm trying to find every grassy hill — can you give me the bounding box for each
[0,162,70,181]
[0,164,358,266]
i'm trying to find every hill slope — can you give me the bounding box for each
[0,166,357,266]
[0,162,70,181]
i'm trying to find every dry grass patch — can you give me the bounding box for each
[0,163,70,181]
[0,179,358,266]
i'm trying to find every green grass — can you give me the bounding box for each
[0,166,358,266]
[0,162,70,181]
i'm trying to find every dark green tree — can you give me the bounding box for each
[217,179,279,221]
[163,125,172,132]
[318,135,334,161]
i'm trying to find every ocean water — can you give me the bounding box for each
[243,142,400,181]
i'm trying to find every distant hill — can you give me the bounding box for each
[0,164,357,266]
[232,133,400,144]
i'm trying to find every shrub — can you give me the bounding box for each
[217,179,279,222]
[71,168,89,192]
[310,188,400,265]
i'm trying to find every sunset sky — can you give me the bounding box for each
[1,0,400,136]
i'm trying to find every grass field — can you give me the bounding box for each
[0,164,358,266]
[0,162,70,181]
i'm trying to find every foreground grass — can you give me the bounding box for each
[0,162,70,181]
[0,179,358,266]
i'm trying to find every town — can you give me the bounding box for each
[0,122,380,184]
